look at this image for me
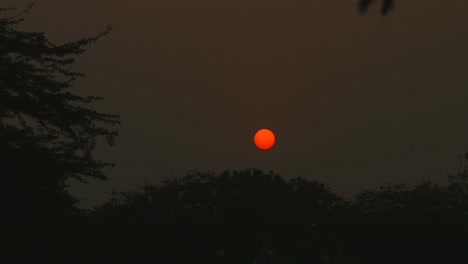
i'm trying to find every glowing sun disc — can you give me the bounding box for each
[254,129,275,150]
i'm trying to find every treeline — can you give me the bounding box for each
[15,166,464,263]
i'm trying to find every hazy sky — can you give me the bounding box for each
[8,0,468,207]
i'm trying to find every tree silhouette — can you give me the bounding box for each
[1,2,119,259]
[344,158,468,264]
[1,2,119,206]
[82,166,468,263]
[92,169,344,263]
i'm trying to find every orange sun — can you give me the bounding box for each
[254,129,275,150]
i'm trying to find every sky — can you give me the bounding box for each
[7,0,468,207]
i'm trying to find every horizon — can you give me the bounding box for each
[4,0,468,209]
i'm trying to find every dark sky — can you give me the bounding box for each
[10,0,468,207]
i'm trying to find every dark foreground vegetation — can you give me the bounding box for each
[93,166,468,264]
[3,1,467,263]
[5,167,468,263]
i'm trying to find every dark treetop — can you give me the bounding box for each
[0,3,119,214]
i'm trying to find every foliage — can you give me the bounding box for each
[0,2,119,212]
[89,165,468,263]
[92,169,344,263]
[2,4,119,259]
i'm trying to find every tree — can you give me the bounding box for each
[93,170,344,263]
[347,173,468,264]
[1,2,120,259]
[1,2,119,215]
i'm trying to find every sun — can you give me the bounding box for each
[254,129,275,150]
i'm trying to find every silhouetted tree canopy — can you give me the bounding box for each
[88,167,468,263]
[0,2,119,211]
[2,3,119,259]
[354,154,468,222]
[100,169,343,223]
[92,169,345,263]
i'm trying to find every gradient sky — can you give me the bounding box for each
[8,0,468,207]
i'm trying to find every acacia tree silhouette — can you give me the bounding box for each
[1,2,119,207]
[1,2,119,258]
